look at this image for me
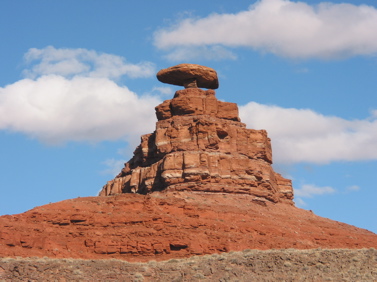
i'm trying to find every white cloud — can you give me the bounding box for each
[151,86,174,96]
[3,46,377,166]
[163,45,237,61]
[102,158,126,176]
[295,184,336,198]
[371,109,377,118]
[23,46,155,79]
[0,47,161,145]
[294,197,307,207]
[0,75,160,145]
[347,185,361,192]
[239,102,377,164]
[154,0,377,59]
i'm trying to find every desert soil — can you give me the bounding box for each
[1,248,376,281]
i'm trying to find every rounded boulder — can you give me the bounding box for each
[157,64,219,89]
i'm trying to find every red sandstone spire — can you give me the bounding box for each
[99,64,294,204]
[0,64,376,262]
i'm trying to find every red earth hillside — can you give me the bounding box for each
[0,192,376,262]
[0,64,376,262]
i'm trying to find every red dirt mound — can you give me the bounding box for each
[1,191,376,262]
[2,65,376,262]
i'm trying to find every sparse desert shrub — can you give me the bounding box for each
[229,258,241,264]
[217,255,226,261]
[193,273,206,279]
[133,272,144,282]
[147,260,157,265]
[1,249,377,281]
[73,269,83,275]
[167,259,179,263]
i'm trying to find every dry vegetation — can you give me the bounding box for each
[1,248,376,281]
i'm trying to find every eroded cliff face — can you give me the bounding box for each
[99,88,293,204]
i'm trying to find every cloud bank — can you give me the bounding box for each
[154,0,377,60]
[239,102,377,164]
[0,47,160,145]
[23,46,155,79]
[1,46,377,166]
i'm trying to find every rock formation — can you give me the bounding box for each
[99,64,294,204]
[1,192,377,262]
[0,64,376,262]
[157,63,219,89]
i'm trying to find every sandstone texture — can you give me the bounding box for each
[157,64,219,89]
[99,87,294,204]
[0,192,376,262]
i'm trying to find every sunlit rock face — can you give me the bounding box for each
[1,65,377,263]
[99,65,293,204]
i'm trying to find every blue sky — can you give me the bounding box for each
[0,0,376,234]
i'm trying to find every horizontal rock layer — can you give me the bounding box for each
[99,88,293,204]
[156,89,239,121]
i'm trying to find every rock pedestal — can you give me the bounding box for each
[99,87,293,204]
[1,64,377,262]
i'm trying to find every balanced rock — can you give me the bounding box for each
[1,64,377,263]
[157,63,219,89]
[100,65,293,204]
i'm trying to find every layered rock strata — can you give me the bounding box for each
[100,87,293,204]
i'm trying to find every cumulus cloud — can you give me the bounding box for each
[0,47,160,145]
[0,75,160,144]
[23,46,155,79]
[154,0,377,59]
[151,86,174,96]
[3,46,377,167]
[294,183,335,207]
[239,102,377,164]
[295,184,336,198]
[163,45,237,61]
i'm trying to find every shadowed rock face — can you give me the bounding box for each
[100,67,293,204]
